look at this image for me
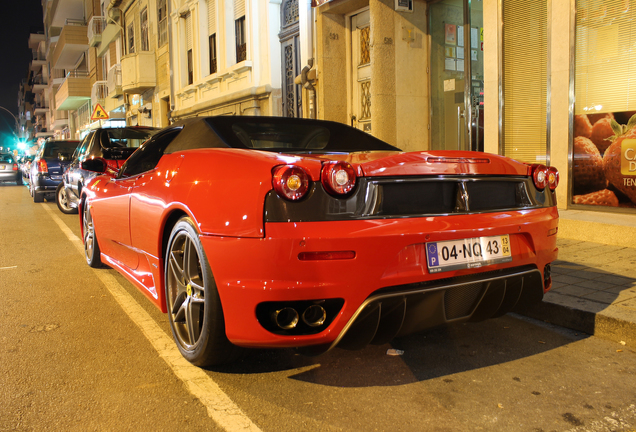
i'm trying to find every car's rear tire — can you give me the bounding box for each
[33,191,44,203]
[82,201,102,268]
[16,175,22,186]
[56,183,77,214]
[165,217,241,366]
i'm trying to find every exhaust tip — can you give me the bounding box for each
[302,305,327,327]
[272,307,299,330]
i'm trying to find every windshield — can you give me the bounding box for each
[206,117,401,153]
[231,123,330,150]
[0,154,14,163]
[101,128,157,149]
[42,141,78,158]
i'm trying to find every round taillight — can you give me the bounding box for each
[532,164,549,190]
[272,165,311,201]
[547,166,559,190]
[321,161,356,196]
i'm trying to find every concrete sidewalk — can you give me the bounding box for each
[521,211,636,346]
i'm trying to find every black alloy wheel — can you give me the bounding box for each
[56,183,77,214]
[165,217,240,366]
[82,201,102,268]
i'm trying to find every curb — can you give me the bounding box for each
[520,292,636,346]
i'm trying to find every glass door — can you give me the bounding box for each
[429,0,484,152]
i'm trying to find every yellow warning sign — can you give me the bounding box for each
[91,103,109,121]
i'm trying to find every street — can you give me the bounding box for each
[1,183,635,432]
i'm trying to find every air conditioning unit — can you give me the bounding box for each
[395,0,413,13]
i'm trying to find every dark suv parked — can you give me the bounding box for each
[58,127,158,213]
[29,140,79,203]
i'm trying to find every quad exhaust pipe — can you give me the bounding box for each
[272,305,327,329]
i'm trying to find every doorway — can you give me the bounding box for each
[429,0,484,152]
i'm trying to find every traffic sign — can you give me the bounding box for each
[91,104,109,120]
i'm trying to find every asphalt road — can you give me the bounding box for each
[1,182,635,432]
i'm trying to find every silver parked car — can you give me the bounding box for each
[0,153,22,185]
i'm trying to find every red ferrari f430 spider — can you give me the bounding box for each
[80,116,559,366]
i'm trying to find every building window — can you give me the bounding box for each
[127,23,135,54]
[187,49,193,85]
[140,8,149,51]
[282,0,299,27]
[157,0,168,47]
[235,17,246,63]
[209,34,217,74]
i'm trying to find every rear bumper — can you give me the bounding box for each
[32,174,62,192]
[0,172,20,181]
[201,207,558,349]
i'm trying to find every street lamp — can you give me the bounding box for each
[0,105,19,129]
[0,106,22,153]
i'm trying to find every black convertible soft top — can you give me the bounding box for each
[164,116,401,154]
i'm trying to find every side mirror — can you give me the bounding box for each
[80,158,107,173]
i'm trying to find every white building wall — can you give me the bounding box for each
[169,0,310,118]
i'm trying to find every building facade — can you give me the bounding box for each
[312,0,636,217]
[21,0,636,220]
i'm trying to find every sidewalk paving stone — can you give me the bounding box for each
[520,238,636,347]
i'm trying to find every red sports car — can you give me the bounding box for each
[80,116,559,366]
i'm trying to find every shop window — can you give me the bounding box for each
[573,0,636,211]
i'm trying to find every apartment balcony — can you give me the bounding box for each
[121,52,156,94]
[51,20,89,70]
[34,102,49,115]
[50,109,69,131]
[30,51,46,72]
[97,20,122,57]
[48,0,84,28]
[55,71,91,110]
[107,64,122,98]
[88,16,106,47]
[50,68,66,88]
[31,74,48,93]
[91,81,108,109]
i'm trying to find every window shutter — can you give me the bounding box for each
[575,0,636,114]
[185,12,192,51]
[208,0,216,35]
[502,0,548,164]
[234,0,245,20]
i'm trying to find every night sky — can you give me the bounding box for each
[0,0,44,151]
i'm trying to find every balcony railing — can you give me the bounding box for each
[107,64,122,98]
[62,70,89,82]
[32,51,46,61]
[88,16,106,47]
[91,81,108,108]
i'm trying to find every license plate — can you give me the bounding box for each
[426,235,512,273]
[0,165,4,170]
